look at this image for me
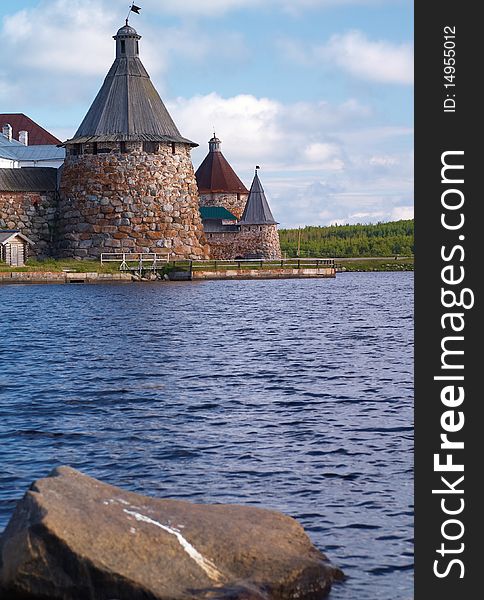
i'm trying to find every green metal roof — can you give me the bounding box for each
[199,206,237,221]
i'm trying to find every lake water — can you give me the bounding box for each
[0,273,413,600]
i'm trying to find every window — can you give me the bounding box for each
[92,142,98,155]
[143,141,159,153]
[72,143,83,156]
[120,141,127,154]
[121,40,126,54]
[171,142,176,154]
[136,41,139,54]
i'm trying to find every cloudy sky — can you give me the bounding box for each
[0,0,413,228]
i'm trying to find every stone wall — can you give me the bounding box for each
[199,192,248,220]
[0,191,58,257]
[192,267,336,280]
[58,142,210,260]
[205,231,239,259]
[0,271,133,284]
[206,224,281,260]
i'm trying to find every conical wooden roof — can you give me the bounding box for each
[64,24,196,146]
[239,170,277,225]
[196,136,249,194]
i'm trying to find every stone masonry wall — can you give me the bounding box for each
[58,142,210,260]
[206,224,281,260]
[199,192,248,220]
[0,191,58,257]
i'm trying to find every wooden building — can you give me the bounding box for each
[0,230,35,266]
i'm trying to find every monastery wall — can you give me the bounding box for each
[206,224,281,260]
[0,190,58,257]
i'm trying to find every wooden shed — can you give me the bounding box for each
[0,230,35,266]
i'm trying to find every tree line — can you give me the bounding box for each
[279,220,414,257]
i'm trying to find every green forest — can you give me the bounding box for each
[279,220,414,258]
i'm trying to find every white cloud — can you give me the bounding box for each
[140,0,393,17]
[140,0,259,17]
[369,155,399,167]
[0,1,413,228]
[320,31,413,84]
[280,30,413,85]
[168,93,413,227]
[390,206,414,221]
[0,0,247,107]
[169,93,282,168]
[303,143,344,170]
[168,92,360,173]
[2,1,115,76]
[0,1,120,107]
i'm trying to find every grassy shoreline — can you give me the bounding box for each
[0,259,121,274]
[1,256,414,274]
[336,257,414,272]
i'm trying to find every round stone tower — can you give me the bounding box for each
[195,135,249,220]
[57,23,209,260]
[238,168,282,259]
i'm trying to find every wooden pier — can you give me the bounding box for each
[170,258,336,280]
[98,254,337,281]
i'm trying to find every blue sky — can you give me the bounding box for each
[0,0,413,228]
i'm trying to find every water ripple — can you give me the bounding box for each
[0,273,413,600]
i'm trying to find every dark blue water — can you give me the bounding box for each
[0,273,413,600]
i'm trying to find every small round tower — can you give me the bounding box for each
[238,168,282,260]
[195,135,249,220]
[57,23,209,260]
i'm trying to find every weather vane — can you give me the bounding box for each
[126,3,141,26]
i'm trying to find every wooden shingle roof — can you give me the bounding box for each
[196,136,249,194]
[64,25,196,147]
[239,170,277,226]
[0,168,58,192]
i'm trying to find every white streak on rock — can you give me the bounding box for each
[123,509,223,582]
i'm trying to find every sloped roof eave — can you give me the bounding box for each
[62,134,198,147]
[0,231,35,245]
[239,219,279,226]
[198,187,247,194]
[0,167,58,192]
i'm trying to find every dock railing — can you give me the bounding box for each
[100,252,171,271]
[172,258,335,272]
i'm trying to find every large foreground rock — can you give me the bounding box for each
[0,467,344,600]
